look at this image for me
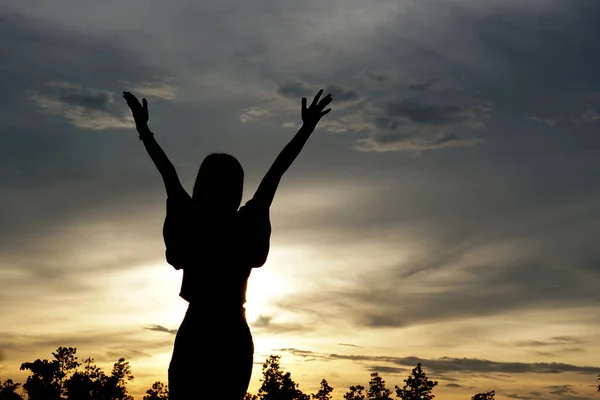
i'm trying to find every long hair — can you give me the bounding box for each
[192,153,244,213]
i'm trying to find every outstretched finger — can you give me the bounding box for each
[320,108,332,117]
[311,89,323,107]
[319,94,333,109]
[123,92,139,106]
[301,97,307,111]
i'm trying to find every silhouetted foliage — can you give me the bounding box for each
[344,385,366,400]
[8,350,502,400]
[102,358,134,400]
[366,373,392,400]
[143,381,168,400]
[18,347,135,400]
[312,379,333,400]
[0,376,24,400]
[54,347,80,396]
[65,357,107,400]
[20,358,61,400]
[472,390,495,400]
[258,355,310,400]
[395,363,438,400]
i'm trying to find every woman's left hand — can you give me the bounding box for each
[301,89,333,128]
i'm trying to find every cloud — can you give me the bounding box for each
[368,365,406,374]
[408,79,441,92]
[446,383,463,388]
[144,325,177,335]
[354,95,491,152]
[338,343,363,348]
[386,97,481,126]
[250,315,311,334]
[268,77,491,152]
[29,81,133,130]
[105,348,151,361]
[543,384,594,400]
[516,336,584,347]
[240,107,270,123]
[0,330,173,365]
[527,115,556,126]
[574,110,600,123]
[123,81,177,100]
[532,348,585,357]
[277,81,360,103]
[275,348,600,375]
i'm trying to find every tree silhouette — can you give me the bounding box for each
[245,394,259,400]
[366,373,392,400]
[0,375,24,400]
[53,347,80,396]
[258,355,310,400]
[395,363,438,400]
[18,347,135,400]
[20,358,61,400]
[96,358,134,400]
[472,390,495,400]
[143,381,168,400]
[344,385,366,400]
[65,357,110,400]
[312,379,333,400]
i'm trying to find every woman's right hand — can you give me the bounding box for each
[123,91,149,128]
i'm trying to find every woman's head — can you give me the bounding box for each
[192,153,244,213]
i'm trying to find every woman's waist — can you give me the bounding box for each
[183,301,247,321]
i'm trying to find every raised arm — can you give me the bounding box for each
[252,89,333,208]
[123,92,188,199]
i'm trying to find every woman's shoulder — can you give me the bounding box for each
[166,191,193,209]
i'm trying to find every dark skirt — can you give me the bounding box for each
[168,304,254,400]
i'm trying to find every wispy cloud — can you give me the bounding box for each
[30,82,133,130]
[145,325,178,335]
[275,348,600,375]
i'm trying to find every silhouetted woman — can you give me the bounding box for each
[123,89,333,400]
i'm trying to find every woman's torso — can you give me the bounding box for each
[164,197,271,308]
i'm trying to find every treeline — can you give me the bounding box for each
[244,355,495,400]
[0,346,504,400]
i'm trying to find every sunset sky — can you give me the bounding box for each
[2,0,600,399]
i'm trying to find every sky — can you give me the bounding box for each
[1,0,600,398]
